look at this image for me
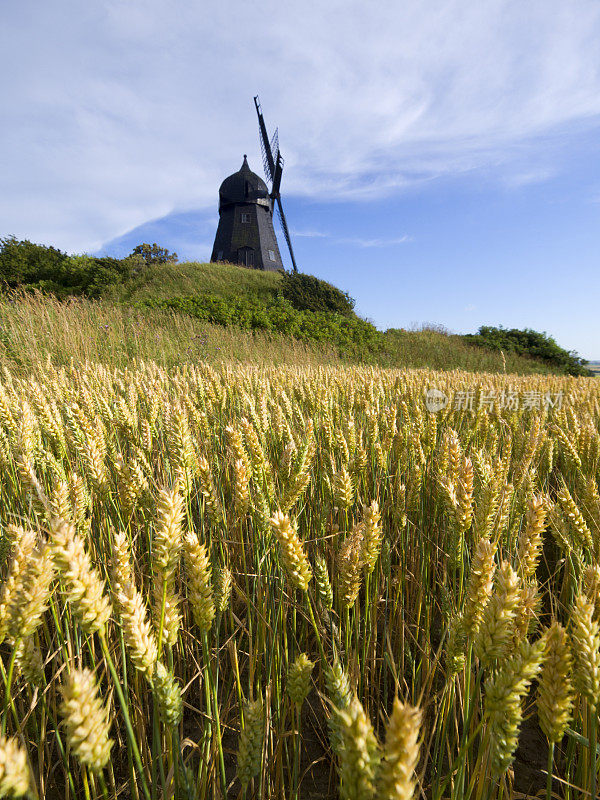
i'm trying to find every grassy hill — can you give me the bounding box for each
[107,260,572,375]
[0,237,587,375]
[108,260,283,305]
[0,258,553,375]
[0,289,562,378]
[0,292,342,376]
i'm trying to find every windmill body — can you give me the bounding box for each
[210,155,284,271]
[211,96,299,272]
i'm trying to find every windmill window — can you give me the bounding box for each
[268,250,276,261]
[241,212,251,223]
[217,251,223,260]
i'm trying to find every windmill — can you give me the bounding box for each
[253,96,298,273]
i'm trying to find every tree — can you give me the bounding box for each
[130,243,178,266]
[0,236,69,289]
[0,237,133,298]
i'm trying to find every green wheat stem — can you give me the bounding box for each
[545,741,554,800]
[100,632,152,800]
[202,632,227,798]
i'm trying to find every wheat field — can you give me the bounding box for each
[0,360,599,799]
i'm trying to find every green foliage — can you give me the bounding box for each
[0,237,132,298]
[281,271,355,316]
[110,260,282,305]
[53,255,133,298]
[463,325,591,376]
[382,328,555,374]
[0,236,69,290]
[142,293,381,360]
[0,240,581,376]
[131,243,178,265]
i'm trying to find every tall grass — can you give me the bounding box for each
[0,293,556,377]
[107,260,283,305]
[0,358,599,798]
[381,327,556,374]
[0,293,338,375]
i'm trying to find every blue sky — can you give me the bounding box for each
[2,1,600,358]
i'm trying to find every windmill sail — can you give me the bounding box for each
[270,128,279,165]
[253,95,298,272]
[254,96,275,181]
[275,198,298,274]
[271,151,283,198]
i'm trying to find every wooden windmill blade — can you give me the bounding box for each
[275,196,298,273]
[254,96,275,181]
[271,150,283,198]
[253,95,299,273]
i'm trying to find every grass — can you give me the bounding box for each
[380,327,555,374]
[107,260,283,305]
[0,254,577,375]
[0,292,340,376]
[0,242,586,375]
[0,292,556,377]
[106,260,568,374]
[0,358,599,799]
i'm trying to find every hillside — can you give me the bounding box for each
[108,260,569,375]
[108,259,283,305]
[0,292,341,376]
[0,290,564,379]
[0,237,585,375]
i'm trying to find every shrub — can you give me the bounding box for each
[62,255,133,298]
[142,293,381,360]
[281,272,355,316]
[464,326,591,376]
[0,238,133,298]
[0,236,69,290]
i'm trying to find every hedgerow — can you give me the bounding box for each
[141,294,383,359]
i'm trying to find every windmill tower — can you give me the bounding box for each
[210,96,298,272]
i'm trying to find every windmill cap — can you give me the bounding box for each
[218,156,269,206]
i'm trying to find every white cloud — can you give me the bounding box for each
[1,0,600,251]
[292,229,412,247]
[292,230,330,239]
[337,235,413,248]
[500,167,558,188]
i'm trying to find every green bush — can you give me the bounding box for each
[0,236,69,290]
[281,271,355,316]
[0,237,133,298]
[463,326,591,376]
[141,293,381,360]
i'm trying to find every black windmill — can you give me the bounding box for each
[210,96,298,272]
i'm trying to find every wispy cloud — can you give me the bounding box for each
[292,229,413,248]
[337,235,413,248]
[1,1,600,251]
[501,168,558,188]
[292,229,329,239]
